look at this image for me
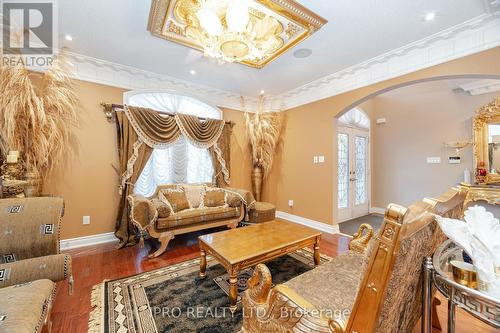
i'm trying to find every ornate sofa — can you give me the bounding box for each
[128,184,249,258]
[241,187,466,333]
[0,197,73,333]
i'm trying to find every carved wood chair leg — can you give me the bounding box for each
[227,221,238,229]
[432,297,442,331]
[148,232,174,258]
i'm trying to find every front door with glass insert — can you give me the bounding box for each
[337,126,369,222]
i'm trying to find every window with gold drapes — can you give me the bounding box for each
[125,91,222,196]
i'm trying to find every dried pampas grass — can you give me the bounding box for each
[0,49,78,178]
[244,96,283,178]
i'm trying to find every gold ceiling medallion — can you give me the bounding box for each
[147,0,327,69]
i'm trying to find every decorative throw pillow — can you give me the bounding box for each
[159,188,190,213]
[182,184,205,208]
[201,186,227,208]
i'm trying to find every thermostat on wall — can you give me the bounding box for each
[449,156,461,164]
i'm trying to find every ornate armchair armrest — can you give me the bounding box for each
[0,254,73,295]
[242,264,345,333]
[349,223,374,254]
[223,187,256,208]
[151,198,172,218]
[127,194,158,231]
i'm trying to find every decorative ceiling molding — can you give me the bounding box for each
[63,51,259,111]
[273,12,500,110]
[24,12,500,113]
[456,79,500,95]
[483,0,500,13]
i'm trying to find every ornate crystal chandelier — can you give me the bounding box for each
[185,0,283,63]
[148,0,327,68]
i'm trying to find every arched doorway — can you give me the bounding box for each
[337,108,370,222]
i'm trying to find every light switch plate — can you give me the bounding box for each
[83,216,90,225]
[288,200,294,207]
[426,157,441,164]
[313,156,318,164]
[318,155,325,163]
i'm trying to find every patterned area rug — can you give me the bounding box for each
[88,248,330,333]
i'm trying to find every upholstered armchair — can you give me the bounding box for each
[0,197,73,333]
[0,197,73,291]
[241,187,466,333]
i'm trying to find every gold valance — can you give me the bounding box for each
[175,113,225,149]
[125,106,181,148]
[125,105,225,149]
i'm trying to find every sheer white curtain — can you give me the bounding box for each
[338,108,370,129]
[126,91,222,197]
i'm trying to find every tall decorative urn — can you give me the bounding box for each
[244,95,284,203]
[251,165,263,202]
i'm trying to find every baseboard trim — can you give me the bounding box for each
[276,211,339,234]
[60,232,117,250]
[369,207,385,215]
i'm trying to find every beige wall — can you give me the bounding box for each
[43,80,251,239]
[364,81,498,207]
[43,80,125,239]
[264,47,500,226]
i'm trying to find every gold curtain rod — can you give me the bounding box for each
[100,102,234,126]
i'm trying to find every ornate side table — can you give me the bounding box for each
[422,240,500,333]
[458,182,500,207]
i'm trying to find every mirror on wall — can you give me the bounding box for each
[488,124,500,174]
[473,97,500,184]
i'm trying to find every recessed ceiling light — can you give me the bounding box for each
[65,34,73,41]
[293,48,312,58]
[260,90,265,95]
[424,12,436,21]
[189,69,196,75]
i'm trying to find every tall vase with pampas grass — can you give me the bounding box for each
[0,50,77,196]
[244,96,283,201]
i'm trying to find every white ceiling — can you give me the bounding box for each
[58,0,499,97]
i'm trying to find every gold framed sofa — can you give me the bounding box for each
[128,183,246,258]
[0,197,73,333]
[241,187,466,333]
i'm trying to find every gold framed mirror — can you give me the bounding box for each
[473,96,500,184]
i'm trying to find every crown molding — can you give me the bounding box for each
[274,12,500,110]
[64,51,259,111]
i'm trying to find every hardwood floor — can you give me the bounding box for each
[51,227,497,333]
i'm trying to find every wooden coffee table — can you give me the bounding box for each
[198,220,322,312]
